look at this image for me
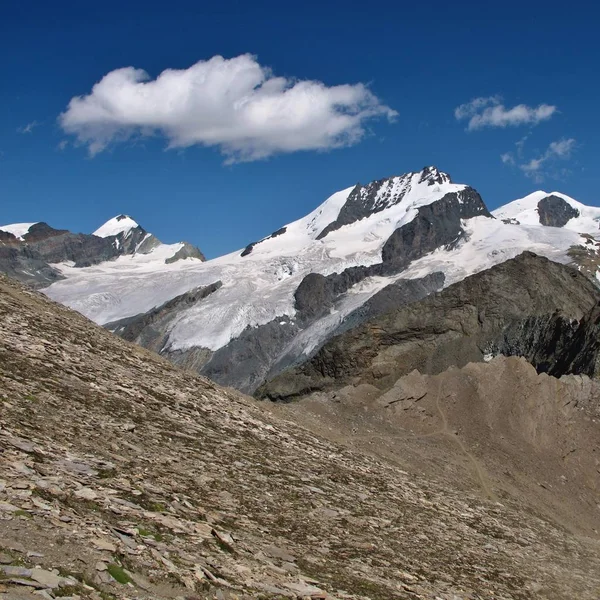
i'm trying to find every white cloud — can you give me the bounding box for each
[548,138,576,157]
[503,137,577,182]
[455,96,557,131]
[17,121,38,134]
[59,54,397,162]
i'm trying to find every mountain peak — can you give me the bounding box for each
[93,215,140,238]
[418,165,452,185]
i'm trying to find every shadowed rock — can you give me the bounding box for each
[258,252,600,401]
[537,195,580,227]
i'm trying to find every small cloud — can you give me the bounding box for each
[59,54,397,162]
[515,134,529,157]
[548,138,576,158]
[503,137,577,182]
[455,96,557,131]
[17,121,39,134]
[57,140,68,151]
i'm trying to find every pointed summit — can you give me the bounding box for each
[93,215,140,238]
[418,165,452,185]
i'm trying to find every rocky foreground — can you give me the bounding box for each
[2,274,600,599]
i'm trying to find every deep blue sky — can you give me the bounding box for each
[1,0,598,258]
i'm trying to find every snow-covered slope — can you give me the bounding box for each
[93,215,140,238]
[44,167,469,345]
[0,222,39,240]
[493,191,600,234]
[37,166,600,392]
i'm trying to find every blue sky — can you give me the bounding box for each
[1,0,598,258]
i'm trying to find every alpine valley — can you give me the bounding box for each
[3,166,600,394]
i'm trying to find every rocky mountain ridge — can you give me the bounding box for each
[0,217,204,288]
[259,252,600,400]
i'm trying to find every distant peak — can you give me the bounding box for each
[94,215,140,238]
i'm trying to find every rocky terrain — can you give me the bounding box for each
[258,253,600,400]
[3,273,600,599]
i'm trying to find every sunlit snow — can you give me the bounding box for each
[42,172,599,356]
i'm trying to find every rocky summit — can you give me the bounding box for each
[3,269,600,599]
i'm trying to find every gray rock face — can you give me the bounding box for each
[26,225,121,267]
[198,316,301,392]
[537,195,580,227]
[164,242,206,263]
[0,244,64,288]
[293,187,489,325]
[331,271,445,337]
[381,188,491,266]
[258,253,600,401]
[492,301,600,378]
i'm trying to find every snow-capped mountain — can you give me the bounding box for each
[93,214,141,238]
[3,166,599,393]
[0,216,204,288]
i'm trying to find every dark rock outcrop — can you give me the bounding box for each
[381,188,491,266]
[293,188,489,324]
[258,253,600,401]
[537,195,580,227]
[0,244,64,288]
[331,271,445,337]
[165,242,206,264]
[241,227,287,257]
[198,316,301,392]
[0,220,205,288]
[492,302,600,378]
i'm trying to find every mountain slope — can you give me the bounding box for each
[2,274,600,599]
[258,252,600,400]
[6,166,600,393]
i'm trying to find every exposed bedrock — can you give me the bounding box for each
[258,252,600,401]
[537,195,580,227]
